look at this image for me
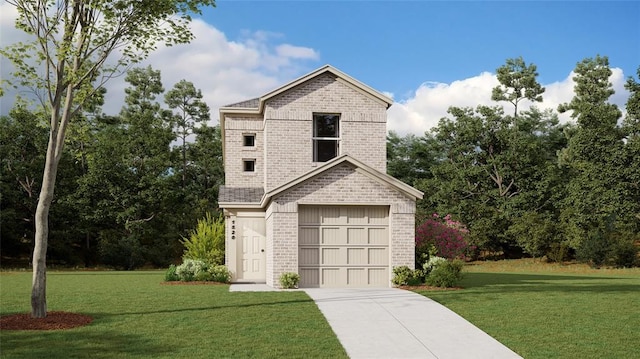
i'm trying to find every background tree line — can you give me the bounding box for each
[1,66,223,269]
[389,56,640,267]
[2,55,638,269]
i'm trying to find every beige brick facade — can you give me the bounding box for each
[265,163,416,287]
[219,65,422,288]
[263,73,387,191]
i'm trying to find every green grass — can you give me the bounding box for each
[414,260,640,359]
[0,271,347,359]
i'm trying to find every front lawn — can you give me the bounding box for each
[0,271,347,359]
[414,260,640,359]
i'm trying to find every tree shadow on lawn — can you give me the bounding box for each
[457,272,640,294]
[1,330,172,359]
[95,296,314,318]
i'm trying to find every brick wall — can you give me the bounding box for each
[267,163,416,286]
[263,73,388,191]
[223,115,264,188]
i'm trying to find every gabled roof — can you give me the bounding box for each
[219,64,394,117]
[219,154,423,209]
[264,154,424,202]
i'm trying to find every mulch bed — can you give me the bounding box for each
[399,285,463,291]
[161,281,228,285]
[0,311,93,331]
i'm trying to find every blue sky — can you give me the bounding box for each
[1,1,638,135]
[202,1,639,98]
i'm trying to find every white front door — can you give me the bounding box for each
[237,217,266,281]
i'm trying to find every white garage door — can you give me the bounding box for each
[298,206,389,288]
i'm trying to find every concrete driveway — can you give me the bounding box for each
[303,288,522,359]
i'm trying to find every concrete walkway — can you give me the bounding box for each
[304,288,522,359]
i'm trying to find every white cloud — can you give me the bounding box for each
[387,68,630,136]
[1,6,320,122]
[276,44,319,60]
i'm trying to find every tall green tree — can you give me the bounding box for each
[0,105,47,259]
[1,0,215,318]
[386,131,435,187]
[492,57,545,117]
[165,80,210,188]
[557,55,625,249]
[78,67,175,269]
[621,67,640,233]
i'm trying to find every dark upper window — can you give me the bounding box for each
[313,114,340,162]
[243,159,255,172]
[243,134,255,147]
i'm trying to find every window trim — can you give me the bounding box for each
[312,113,340,162]
[243,159,256,173]
[242,133,256,148]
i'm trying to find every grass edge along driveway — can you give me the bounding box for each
[415,261,640,359]
[0,271,348,359]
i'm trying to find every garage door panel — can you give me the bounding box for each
[300,268,319,287]
[321,207,342,224]
[321,227,343,244]
[347,248,367,265]
[368,248,388,265]
[300,248,319,265]
[347,268,366,285]
[322,268,341,286]
[369,228,387,244]
[347,228,367,244]
[369,268,388,286]
[299,227,319,245]
[346,207,366,224]
[321,248,342,265]
[299,207,321,225]
[368,207,388,224]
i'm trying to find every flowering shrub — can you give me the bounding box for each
[391,266,423,286]
[423,256,447,275]
[279,272,300,289]
[169,259,231,282]
[175,259,208,281]
[416,213,473,261]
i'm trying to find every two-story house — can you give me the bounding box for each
[218,65,423,288]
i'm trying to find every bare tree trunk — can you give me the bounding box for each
[31,131,59,318]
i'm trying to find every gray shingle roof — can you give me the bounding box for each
[224,98,260,108]
[219,186,264,203]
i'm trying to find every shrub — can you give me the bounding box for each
[425,260,464,288]
[423,256,447,275]
[576,232,611,268]
[181,213,225,266]
[609,239,639,268]
[416,214,473,262]
[175,259,208,281]
[209,265,232,283]
[546,242,570,263]
[391,266,422,286]
[279,272,300,289]
[165,264,179,281]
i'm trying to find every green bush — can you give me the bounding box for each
[576,232,611,268]
[279,272,300,289]
[391,266,422,286]
[181,213,225,266]
[423,256,447,275]
[165,264,179,281]
[209,265,232,283]
[175,259,208,281]
[425,260,464,288]
[609,239,639,268]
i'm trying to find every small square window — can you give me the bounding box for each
[243,134,255,147]
[243,159,255,172]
